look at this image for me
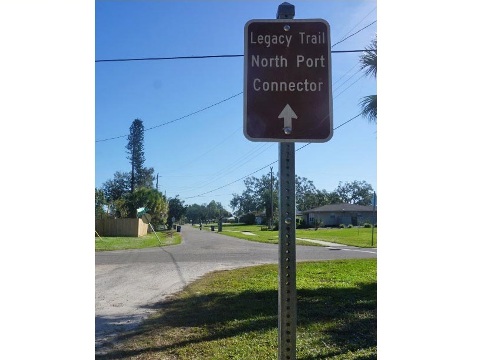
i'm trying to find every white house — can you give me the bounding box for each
[301,203,377,227]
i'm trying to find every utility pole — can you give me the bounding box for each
[156,173,161,192]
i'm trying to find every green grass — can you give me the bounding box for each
[217,224,377,248]
[95,231,182,251]
[218,224,280,244]
[296,227,377,248]
[97,259,377,359]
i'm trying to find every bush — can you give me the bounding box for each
[347,224,353,228]
[339,224,346,228]
[297,219,309,229]
[364,223,372,228]
[239,212,256,225]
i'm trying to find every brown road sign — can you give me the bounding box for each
[244,19,333,142]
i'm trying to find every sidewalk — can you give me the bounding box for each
[296,238,348,247]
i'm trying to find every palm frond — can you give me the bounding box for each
[359,95,377,123]
[359,36,377,78]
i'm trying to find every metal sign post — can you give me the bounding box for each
[278,141,297,360]
[278,5,297,360]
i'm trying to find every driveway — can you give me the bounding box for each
[95,224,376,352]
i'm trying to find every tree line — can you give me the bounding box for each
[229,175,374,225]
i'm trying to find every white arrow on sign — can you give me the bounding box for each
[278,104,298,134]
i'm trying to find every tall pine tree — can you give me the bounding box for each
[126,119,145,193]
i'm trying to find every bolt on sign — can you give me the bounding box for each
[244,19,333,142]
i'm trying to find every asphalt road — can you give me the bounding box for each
[95,224,376,352]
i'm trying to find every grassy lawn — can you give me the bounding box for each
[95,231,182,251]
[97,258,377,359]
[214,224,377,248]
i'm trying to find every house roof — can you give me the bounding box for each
[254,212,266,217]
[303,203,376,213]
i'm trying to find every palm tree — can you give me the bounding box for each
[359,35,377,123]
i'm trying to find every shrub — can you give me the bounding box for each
[364,223,372,228]
[339,223,346,228]
[297,219,309,229]
[239,212,256,225]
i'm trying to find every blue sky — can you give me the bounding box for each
[95,0,377,211]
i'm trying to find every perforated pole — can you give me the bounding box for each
[278,141,297,360]
[275,4,297,359]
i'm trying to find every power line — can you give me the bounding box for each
[332,67,364,94]
[96,54,243,63]
[95,49,371,63]
[333,62,360,86]
[183,112,364,200]
[334,74,365,98]
[96,92,243,142]
[182,143,275,193]
[331,20,377,48]
[180,126,242,169]
[183,160,278,200]
[334,7,376,46]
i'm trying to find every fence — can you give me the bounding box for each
[95,218,148,237]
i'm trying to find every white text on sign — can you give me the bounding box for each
[249,31,327,48]
[251,55,325,68]
[253,79,324,92]
[249,29,328,93]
